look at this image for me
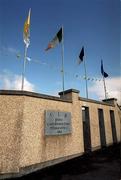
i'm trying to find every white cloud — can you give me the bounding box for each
[7,47,18,54]
[89,77,121,105]
[0,71,35,91]
[0,46,19,56]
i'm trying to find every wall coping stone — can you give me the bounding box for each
[102,98,117,102]
[79,97,115,107]
[0,90,116,107]
[59,89,80,95]
[0,90,72,103]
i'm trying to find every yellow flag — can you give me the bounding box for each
[27,8,31,25]
[23,9,31,47]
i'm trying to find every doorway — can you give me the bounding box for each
[110,110,117,144]
[82,106,91,153]
[98,109,106,148]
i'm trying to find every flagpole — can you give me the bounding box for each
[21,45,27,90]
[22,8,31,91]
[101,60,108,99]
[83,57,88,98]
[102,74,107,99]
[61,26,65,96]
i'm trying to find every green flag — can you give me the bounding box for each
[45,27,62,51]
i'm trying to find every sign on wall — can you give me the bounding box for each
[45,110,72,135]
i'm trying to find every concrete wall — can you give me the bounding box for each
[0,95,24,173]
[102,98,121,143]
[80,98,121,150]
[20,91,84,168]
[0,89,120,178]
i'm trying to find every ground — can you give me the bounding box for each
[13,144,120,180]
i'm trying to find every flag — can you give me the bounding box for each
[101,60,108,78]
[45,27,62,51]
[78,46,84,64]
[23,9,31,48]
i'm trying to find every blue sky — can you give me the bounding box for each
[0,0,120,103]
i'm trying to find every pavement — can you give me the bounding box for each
[13,144,120,180]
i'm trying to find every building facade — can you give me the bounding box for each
[0,89,120,179]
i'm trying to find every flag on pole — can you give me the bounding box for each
[45,27,62,51]
[101,60,108,78]
[23,9,31,48]
[78,46,84,64]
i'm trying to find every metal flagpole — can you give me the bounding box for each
[22,8,31,91]
[102,73,107,99]
[21,45,27,90]
[61,26,65,96]
[101,60,108,99]
[83,57,88,99]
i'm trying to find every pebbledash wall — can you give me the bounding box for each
[0,89,121,178]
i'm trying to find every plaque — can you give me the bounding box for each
[45,110,72,135]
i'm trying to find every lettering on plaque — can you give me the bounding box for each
[45,110,72,135]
